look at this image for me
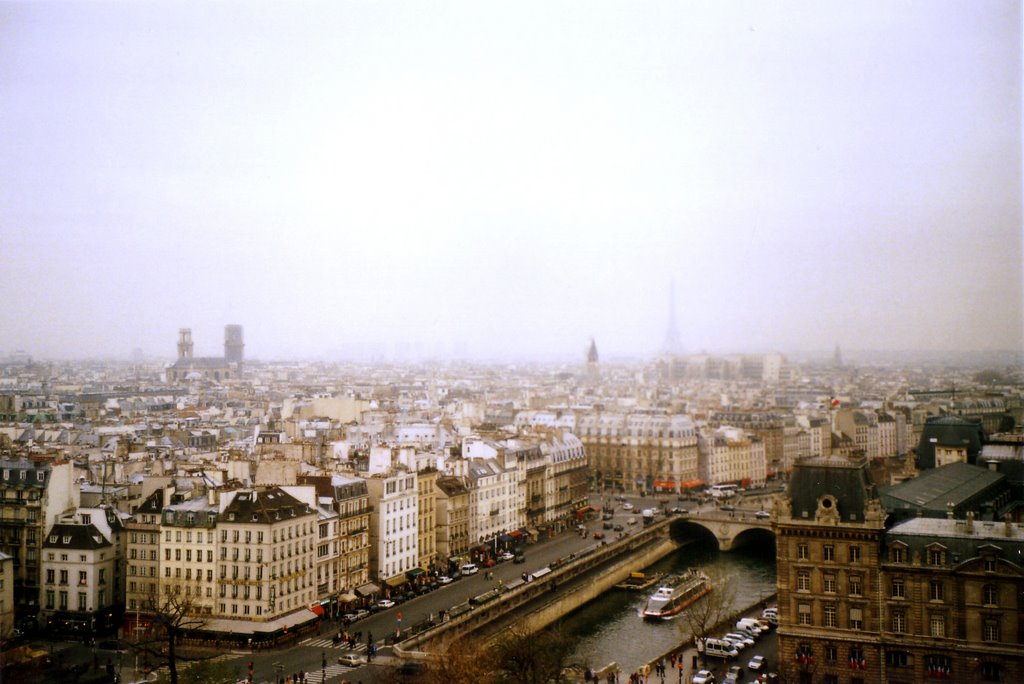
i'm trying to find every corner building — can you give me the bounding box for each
[775,456,887,684]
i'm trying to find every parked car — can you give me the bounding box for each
[377,599,396,610]
[748,655,766,671]
[499,551,515,561]
[460,563,479,575]
[338,653,364,667]
[724,632,755,648]
[691,669,716,684]
[438,575,453,584]
[613,524,624,532]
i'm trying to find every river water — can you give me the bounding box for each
[557,537,777,674]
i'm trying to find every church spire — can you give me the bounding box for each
[663,280,682,354]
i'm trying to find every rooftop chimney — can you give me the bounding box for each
[965,511,974,533]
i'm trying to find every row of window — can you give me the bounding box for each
[795,542,861,563]
[45,589,102,611]
[45,568,106,585]
[797,646,1004,682]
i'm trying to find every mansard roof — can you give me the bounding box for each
[44,522,110,550]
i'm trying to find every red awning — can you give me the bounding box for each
[653,480,676,489]
[679,479,705,489]
[310,604,324,617]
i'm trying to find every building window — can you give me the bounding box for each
[983,557,997,572]
[78,592,87,611]
[981,663,1002,682]
[926,655,951,679]
[849,575,862,596]
[848,545,861,562]
[797,571,810,591]
[798,603,812,625]
[891,578,905,599]
[927,548,945,566]
[45,590,54,609]
[823,545,834,561]
[849,647,865,670]
[849,607,863,631]
[823,603,837,628]
[890,546,905,563]
[983,584,998,606]
[825,646,837,663]
[59,591,68,610]
[892,610,906,633]
[983,619,1000,642]
[929,580,943,601]
[797,543,808,560]
[823,574,836,594]
[929,614,945,638]
[886,650,909,668]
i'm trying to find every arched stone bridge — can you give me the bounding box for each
[665,510,775,551]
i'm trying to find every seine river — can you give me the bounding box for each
[557,538,777,674]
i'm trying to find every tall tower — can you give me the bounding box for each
[663,280,682,355]
[833,343,843,369]
[177,328,193,359]
[586,337,599,383]
[224,324,245,365]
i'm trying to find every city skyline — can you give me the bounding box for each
[2,2,1021,362]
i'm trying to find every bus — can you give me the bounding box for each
[709,484,738,499]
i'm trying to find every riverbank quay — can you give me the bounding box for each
[614,593,780,684]
[394,517,683,657]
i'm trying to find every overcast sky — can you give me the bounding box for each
[1,1,1020,363]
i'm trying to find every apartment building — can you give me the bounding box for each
[416,468,438,571]
[0,552,13,639]
[0,456,78,628]
[698,426,767,487]
[577,413,697,495]
[216,487,318,622]
[124,488,165,634]
[365,469,419,585]
[434,475,470,560]
[40,518,118,634]
[160,495,219,616]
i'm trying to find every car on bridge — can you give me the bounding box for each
[755,510,770,519]
[338,653,364,667]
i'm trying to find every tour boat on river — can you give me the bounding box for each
[641,569,712,620]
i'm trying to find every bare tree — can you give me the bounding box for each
[489,624,577,684]
[676,568,737,666]
[131,591,206,684]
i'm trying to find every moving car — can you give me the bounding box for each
[692,669,716,683]
[499,551,515,561]
[592,531,605,539]
[338,653,364,667]
[726,665,744,681]
[748,655,766,671]
[513,553,526,564]
[622,502,634,510]
[377,599,396,610]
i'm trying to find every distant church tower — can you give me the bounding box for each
[224,324,245,365]
[586,337,600,383]
[177,328,194,359]
[833,343,843,369]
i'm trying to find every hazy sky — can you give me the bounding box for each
[2,1,1021,362]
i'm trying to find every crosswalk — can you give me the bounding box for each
[304,663,362,683]
[299,636,370,651]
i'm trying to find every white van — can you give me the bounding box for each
[736,618,764,636]
[701,638,739,659]
[460,563,479,575]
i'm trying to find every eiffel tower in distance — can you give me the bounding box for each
[662,280,683,355]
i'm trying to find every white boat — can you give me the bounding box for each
[641,569,712,620]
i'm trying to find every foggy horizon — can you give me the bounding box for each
[2,2,1021,364]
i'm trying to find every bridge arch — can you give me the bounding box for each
[667,514,776,552]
